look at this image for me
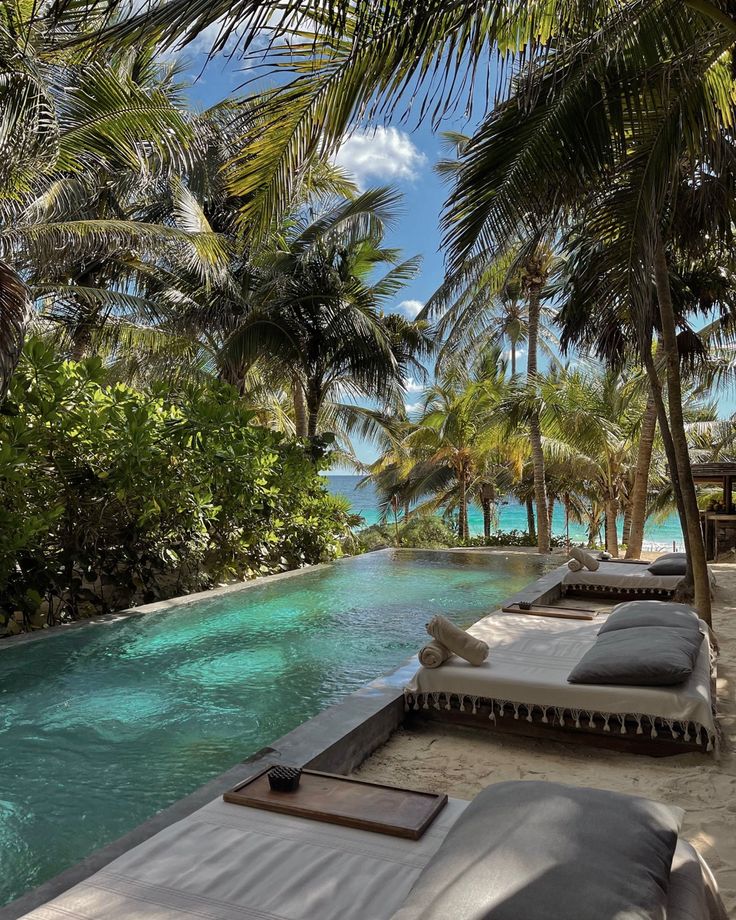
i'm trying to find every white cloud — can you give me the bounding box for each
[334,127,427,187]
[405,402,422,414]
[404,377,424,394]
[396,299,423,319]
[504,346,527,361]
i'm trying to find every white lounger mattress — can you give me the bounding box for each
[406,610,716,748]
[21,794,725,920]
[562,561,716,594]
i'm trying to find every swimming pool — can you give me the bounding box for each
[0,549,551,907]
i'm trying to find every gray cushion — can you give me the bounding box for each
[599,601,701,636]
[568,626,703,686]
[391,781,682,920]
[648,552,688,576]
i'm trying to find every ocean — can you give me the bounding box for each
[325,474,685,552]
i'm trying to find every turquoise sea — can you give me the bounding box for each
[326,474,685,552]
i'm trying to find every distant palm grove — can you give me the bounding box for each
[2,0,736,631]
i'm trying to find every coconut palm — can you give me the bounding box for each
[222,188,423,439]
[387,346,526,539]
[0,2,223,394]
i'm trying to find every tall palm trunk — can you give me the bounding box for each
[604,496,619,556]
[526,497,536,541]
[622,501,632,548]
[480,482,495,539]
[293,377,307,438]
[510,338,517,376]
[458,470,469,541]
[626,396,657,559]
[306,381,320,440]
[653,233,711,624]
[527,278,550,553]
[547,494,555,533]
[641,345,690,556]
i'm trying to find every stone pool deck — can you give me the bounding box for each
[1,551,564,918]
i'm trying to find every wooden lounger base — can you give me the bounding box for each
[406,700,709,758]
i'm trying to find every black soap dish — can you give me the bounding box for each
[268,766,302,792]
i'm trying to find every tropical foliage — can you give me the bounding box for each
[0,341,355,633]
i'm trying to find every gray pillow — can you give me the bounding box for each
[648,552,688,576]
[391,781,682,920]
[568,626,703,686]
[599,600,701,636]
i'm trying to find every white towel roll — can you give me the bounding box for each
[418,640,452,669]
[568,558,584,572]
[426,616,489,666]
[569,546,600,571]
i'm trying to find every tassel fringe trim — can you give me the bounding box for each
[403,689,715,752]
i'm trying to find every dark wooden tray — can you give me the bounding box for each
[223,767,447,839]
[502,603,597,620]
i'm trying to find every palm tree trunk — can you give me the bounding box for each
[293,377,307,438]
[510,338,517,376]
[458,473,469,541]
[653,233,711,624]
[526,497,536,541]
[604,497,619,556]
[641,345,690,554]
[306,382,320,440]
[547,494,555,533]
[480,483,495,539]
[527,279,550,553]
[482,498,491,539]
[622,501,632,548]
[626,396,657,559]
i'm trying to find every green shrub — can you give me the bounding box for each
[398,515,455,548]
[353,514,456,552]
[461,530,567,548]
[0,341,352,632]
[351,523,394,552]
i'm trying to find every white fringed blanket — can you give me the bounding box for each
[405,610,716,750]
[562,561,717,596]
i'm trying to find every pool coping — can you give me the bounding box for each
[1,551,567,919]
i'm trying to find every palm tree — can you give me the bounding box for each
[0,3,219,394]
[626,396,658,559]
[538,366,653,557]
[223,188,422,440]
[390,346,525,540]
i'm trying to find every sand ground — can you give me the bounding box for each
[353,562,736,916]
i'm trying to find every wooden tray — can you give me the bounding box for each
[502,603,597,620]
[223,767,447,839]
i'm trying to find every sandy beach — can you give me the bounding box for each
[354,562,736,915]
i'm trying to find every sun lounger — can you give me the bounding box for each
[18,781,727,919]
[405,606,717,754]
[562,560,716,599]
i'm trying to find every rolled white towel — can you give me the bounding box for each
[418,640,452,669]
[568,558,584,572]
[569,546,600,571]
[426,615,489,666]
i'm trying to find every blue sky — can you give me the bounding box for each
[178,44,736,466]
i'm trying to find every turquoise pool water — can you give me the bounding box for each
[0,549,551,907]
